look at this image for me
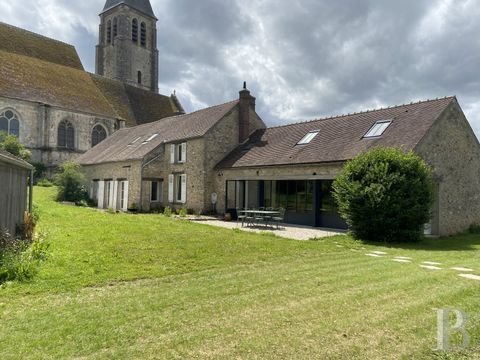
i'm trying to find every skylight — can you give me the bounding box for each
[127,136,142,146]
[144,133,159,143]
[297,130,319,145]
[364,120,392,138]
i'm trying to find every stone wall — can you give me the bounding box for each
[0,96,117,168]
[415,101,480,236]
[82,160,142,210]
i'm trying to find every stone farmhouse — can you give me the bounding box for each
[3,0,480,237]
[0,0,183,169]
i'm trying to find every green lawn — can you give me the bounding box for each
[0,187,479,359]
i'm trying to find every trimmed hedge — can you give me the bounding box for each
[333,148,433,243]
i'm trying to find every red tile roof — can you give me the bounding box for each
[217,97,455,169]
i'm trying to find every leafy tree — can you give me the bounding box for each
[0,132,31,160]
[54,161,88,203]
[333,148,433,243]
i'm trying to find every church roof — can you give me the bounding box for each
[217,97,456,169]
[0,49,118,118]
[102,0,156,18]
[90,74,183,126]
[78,100,239,165]
[0,22,83,70]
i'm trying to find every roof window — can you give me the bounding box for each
[297,130,319,145]
[142,133,159,144]
[364,120,392,138]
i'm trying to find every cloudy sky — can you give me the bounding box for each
[1,0,480,136]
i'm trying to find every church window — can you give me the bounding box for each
[140,22,146,46]
[107,20,112,44]
[58,120,75,149]
[132,18,138,42]
[138,71,142,84]
[113,17,118,38]
[92,125,107,147]
[0,109,20,137]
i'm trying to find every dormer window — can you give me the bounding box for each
[364,120,392,138]
[297,130,319,145]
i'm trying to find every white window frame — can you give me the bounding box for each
[297,130,319,145]
[364,120,392,138]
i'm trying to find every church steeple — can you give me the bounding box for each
[95,0,159,93]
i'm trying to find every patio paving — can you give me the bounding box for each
[187,216,344,241]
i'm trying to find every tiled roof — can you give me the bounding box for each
[0,149,33,170]
[0,50,119,118]
[217,97,455,169]
[124,85,182,125]
[102,0,156,18]
[78,100,239,165]
[0,22,83,70]
[90,74,182,126]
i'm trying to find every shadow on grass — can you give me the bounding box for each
[359,231,480,251]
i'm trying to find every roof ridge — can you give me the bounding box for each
[0,21,76,50]
[163,99,239,121]
[267,96,456,130]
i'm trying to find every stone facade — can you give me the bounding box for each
[415,101,480,236]
[96,4,159,93]
[0,96,118,168]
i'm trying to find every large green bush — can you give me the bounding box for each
[54,161,88,203]
[333,148,433,243]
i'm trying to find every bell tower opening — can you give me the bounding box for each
[95,0,159,93]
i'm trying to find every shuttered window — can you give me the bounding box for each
[168,174,174,202]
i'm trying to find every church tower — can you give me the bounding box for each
[96,0,159,93]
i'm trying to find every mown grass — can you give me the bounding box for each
[0,187,479,359]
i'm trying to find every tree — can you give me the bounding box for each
[54,161,88,203]
[0,132,31,160]
[333,148,433,243]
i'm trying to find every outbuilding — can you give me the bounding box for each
[0,149,33,235]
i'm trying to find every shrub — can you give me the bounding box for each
[54,161,88,203]
[177,208,187,217]
[0,230,49,284]
[37,178,54,187]
[163,206,172,217]
[333,148,433,243]
[32,162,48,183]
[0,132,31,160]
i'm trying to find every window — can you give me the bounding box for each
[170,143,187,164]
[132,18,138,42]
[92,125,107,147]
[119,180,129,211]
[0,109,20,137]
[297,130,319,145]
[142,133,158,144]
[364,120,392,138]
[140,22,146,46]
[113,17,118,38]
[57,120,75,149]
[107,20,112,44]
[151,181,161,202]
[137,71,142,84]
[128,136,141,146]
[168,174,186,203]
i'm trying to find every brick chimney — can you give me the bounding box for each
[239,82,256,143]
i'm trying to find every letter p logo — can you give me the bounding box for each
[436,309,470,351]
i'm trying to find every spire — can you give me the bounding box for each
[102,0,156,19]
